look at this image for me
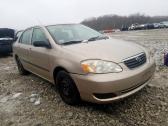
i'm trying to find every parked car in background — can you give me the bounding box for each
[146,23,154,29]
[129,23,139,30]
[101,29,115,33]
[129,23,148,30]
[129,23,155,31]
[159,22,166,28]
[161,21,168,28]
[138,24,147,30]
[0,28,15,55]
[153,23,161,29]
[121,26,128,31]
[13,24,155,105]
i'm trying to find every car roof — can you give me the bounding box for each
[22,23,80,32]
[45,23,79,27]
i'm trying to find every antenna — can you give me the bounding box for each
[31,15,43,26]
[36,18,43,26]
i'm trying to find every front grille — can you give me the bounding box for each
[0,40,12,45]
[124,52,147,69]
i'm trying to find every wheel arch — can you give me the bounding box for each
[53,66,69,84]
[14,54,19,60]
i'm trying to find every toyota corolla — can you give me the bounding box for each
[13,24,155,105]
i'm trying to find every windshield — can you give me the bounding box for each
[46,24,103,44]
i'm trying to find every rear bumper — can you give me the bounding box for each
[0,45,12,54]
[71,60,155,104]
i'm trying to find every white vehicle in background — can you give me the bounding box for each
[161,21,168,28]
[153,23,161,29]
[128,23,140,30]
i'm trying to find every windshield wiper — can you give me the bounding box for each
[61,40,83,45]
[61,36,109,45]
[88,36,109,41]
[88,36,100,41]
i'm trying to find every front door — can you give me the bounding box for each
[28,27,51,80]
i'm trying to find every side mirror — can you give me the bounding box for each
[14,36,18,41]
[33,41,51,49]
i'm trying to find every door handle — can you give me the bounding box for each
[29,48,32,50]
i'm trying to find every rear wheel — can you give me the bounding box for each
[15,57,29,75]
[56,71,80,105]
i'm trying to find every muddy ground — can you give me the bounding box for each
[0,29,168,126]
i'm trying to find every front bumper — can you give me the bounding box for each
[71,60,155,104]
[0,45,12,54]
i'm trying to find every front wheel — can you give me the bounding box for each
[56,71,80,105]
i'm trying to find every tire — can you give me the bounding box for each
[56,71,80,105]
[15,57,29,75]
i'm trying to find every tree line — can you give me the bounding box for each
[81,13,168,30]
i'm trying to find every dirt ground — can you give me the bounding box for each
[0,29,168,126]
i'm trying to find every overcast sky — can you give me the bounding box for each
[0,0,167,30]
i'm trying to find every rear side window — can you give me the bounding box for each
[32,28,48,45]
[20,29,32,45]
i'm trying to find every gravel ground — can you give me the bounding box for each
[0,29,168,126]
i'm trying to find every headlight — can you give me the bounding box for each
[81,60,123,74]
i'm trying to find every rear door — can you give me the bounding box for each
[28,27,51,80]
[17,28,33,69]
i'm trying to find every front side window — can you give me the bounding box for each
[47,24,103,44]
[20,29,32,45]
[32,28,48,45]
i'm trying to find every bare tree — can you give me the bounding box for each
[81,14,168,30]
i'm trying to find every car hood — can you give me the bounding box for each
[62,38,145,63]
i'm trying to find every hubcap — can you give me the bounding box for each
[61,80,72,97]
